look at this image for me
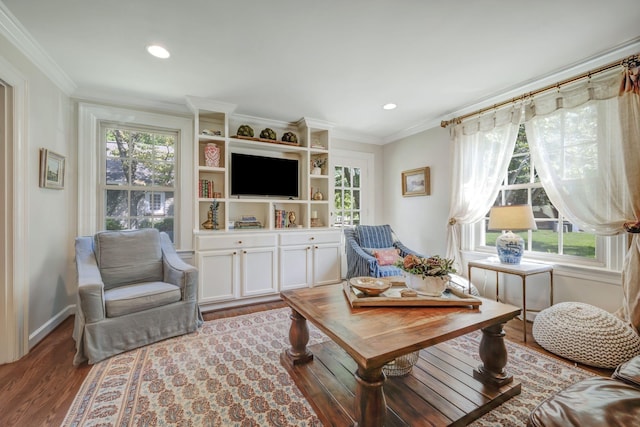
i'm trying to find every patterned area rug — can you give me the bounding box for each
[62,307,596,426]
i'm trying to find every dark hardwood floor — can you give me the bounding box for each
[0,300,612,427]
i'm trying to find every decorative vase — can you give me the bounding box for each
[312,189,324,200]
[406,274,448,296]
[495,231,524,264]
[312,167,322,175]
[204,143,220,167]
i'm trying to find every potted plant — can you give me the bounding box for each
[395,254,456,296]
[311,157,326,175]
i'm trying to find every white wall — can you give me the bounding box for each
[0,33,76,348]
[381,126,451,257]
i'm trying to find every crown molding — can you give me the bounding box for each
[0,1,76,95]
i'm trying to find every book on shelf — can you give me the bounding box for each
[198,179,214,198]
[274,209,288,228]
[235,216,263,229]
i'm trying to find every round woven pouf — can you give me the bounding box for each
[533,302,640,369]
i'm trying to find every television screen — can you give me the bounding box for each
[231,153,299,198]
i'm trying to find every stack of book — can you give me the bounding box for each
[198,179,214,198]
[235,216,262,229]
[274,209,288,228]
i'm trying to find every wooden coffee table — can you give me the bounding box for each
[280,282,522,427]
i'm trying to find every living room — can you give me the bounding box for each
[1,1,640,425]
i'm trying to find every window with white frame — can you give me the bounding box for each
[101,123,177,241]
[477,123,604,263]
[334,165,361,226]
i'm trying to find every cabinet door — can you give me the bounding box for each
[196,249,237,303]
[280,244,312,290]
[312,243,342,286]
[241,247,278,297]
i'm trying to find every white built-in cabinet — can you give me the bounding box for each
[186,96,342,308]
[279,231,342,290]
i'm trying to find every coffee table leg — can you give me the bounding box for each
[283,308,313,366]
[473,322,513,387]
[354,366,386,427]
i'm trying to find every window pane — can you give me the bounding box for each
[531,229,558,254]
[131,191,149,216]
[563,229,596,258]
[352,212,361,225]
[334,190,343,207]
[353,190,360,209]
[132,161,153,186]
[154,161,175,187]
[508,153,531,185]
[106,158,129,185]
[344,190,353,210]
[344,168,352,187]
[353,168,360,188]
[532,188,554,217]
[504,189,527,205]
[106,218,128,230]
[106,190,128,216]
[334,167,345,187]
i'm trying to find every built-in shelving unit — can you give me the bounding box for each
[186,97,342,309]
[186,96,334,233]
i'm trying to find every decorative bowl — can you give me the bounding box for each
[349,277,391,296]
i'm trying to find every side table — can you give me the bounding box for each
[468,258,553,342]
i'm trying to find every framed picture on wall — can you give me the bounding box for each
[39,148,65,189]
[401,167,430,197]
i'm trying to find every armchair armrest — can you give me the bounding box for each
[160,233,198,302]
[346,238,380,278]
[394,241,425,258]
[75,237,106,324]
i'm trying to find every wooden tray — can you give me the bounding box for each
[343,281,482,308]
[231,135,300,146]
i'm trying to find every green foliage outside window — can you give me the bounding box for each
[104,126,177,241]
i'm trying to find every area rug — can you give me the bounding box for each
[62,307,596,426]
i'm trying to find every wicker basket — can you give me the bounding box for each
[382,351,420,377]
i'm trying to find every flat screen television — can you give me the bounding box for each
[230,153,299,198]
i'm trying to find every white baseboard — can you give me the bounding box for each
[29,305,75,350]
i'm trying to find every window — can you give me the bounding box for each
[480,124,598,260]
[102,124,177,241]
[334,165,361,226]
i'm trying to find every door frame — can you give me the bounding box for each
[331,149,375,226]
[0,56,29,364]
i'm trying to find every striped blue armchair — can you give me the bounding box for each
[344,224,480,295]
[344,224,423,279]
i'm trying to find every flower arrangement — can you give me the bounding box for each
[311,157,326,169]
[395,254,456,278]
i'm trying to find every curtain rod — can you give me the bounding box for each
[440,54,637,128]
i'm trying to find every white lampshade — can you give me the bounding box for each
[488,205,537,231]
[488,205,537,264]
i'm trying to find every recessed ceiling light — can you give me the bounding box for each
[146,45,170,59]
[383,103,397,110]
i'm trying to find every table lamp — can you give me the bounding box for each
[488,204,537,264]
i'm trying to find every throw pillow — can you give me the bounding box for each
[371,248,401,266]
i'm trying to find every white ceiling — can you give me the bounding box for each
[2,1,640,143]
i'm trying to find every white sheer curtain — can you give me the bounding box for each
[525,58,640,332]
[617,58,640,332]
[524,71,631,235]
[446,106,520,270]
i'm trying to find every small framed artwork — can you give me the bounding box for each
[402,167,430,197]
[39,148,65,189]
